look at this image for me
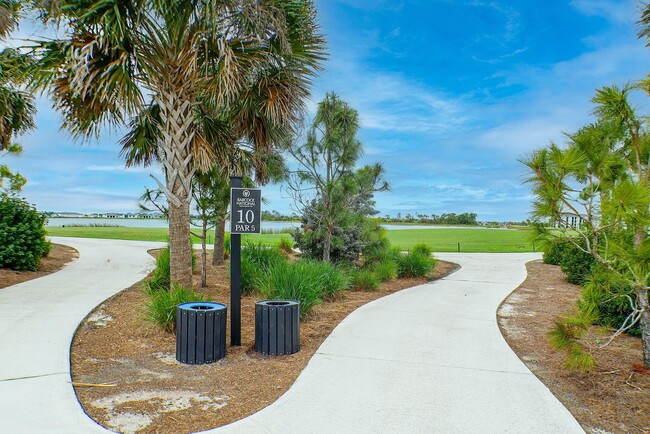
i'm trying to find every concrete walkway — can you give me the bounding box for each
[0,237,163,434]
[0,242,583,433]
[215,253,584,434]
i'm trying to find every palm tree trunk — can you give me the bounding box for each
[157,87,196,290]
[169,201,193,289]
[213,215,226,265]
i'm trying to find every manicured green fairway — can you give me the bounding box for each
[385,228,536,252]
[47,226,537,252]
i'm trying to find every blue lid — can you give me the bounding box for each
[177,302,226,311]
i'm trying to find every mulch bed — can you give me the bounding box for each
[71,254,459,434]
[498,260,649,434]
[0,243,79,289]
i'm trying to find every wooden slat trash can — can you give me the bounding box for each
[176,302,227,364]
[255,300,300,356]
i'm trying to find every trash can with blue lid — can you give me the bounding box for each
[176,302,227,364]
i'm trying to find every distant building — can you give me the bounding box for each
[554,212,587,229]
[52,212,85,218]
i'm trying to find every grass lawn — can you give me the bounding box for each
[47,226,537,253]
[386,228,536,252]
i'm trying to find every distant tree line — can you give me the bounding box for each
[259,210,532,226]
[378,212,478,225]
[261,210,300,222]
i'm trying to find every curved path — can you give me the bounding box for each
[0,237,163,434]
[0,242,583,433]
[215,253,583,433]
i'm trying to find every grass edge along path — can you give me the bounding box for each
[47,226,537,253]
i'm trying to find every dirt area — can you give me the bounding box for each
[71,255,459,434]
[498,260,650,434]
[0,244,79,289]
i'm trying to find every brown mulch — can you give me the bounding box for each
[0,244,79,289]
[70,254,459,434]
[498,260,650,434]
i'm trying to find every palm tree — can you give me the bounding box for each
[27,0,325,288]
[0,0,20,38]
[0,3,35,194]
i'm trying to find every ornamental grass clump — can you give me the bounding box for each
[396,248,437,278]
[277,237,294,255]
[144,246,171,292]
[370,259,398,282]
[411,243,433,257]
[351,268,381,291]
[258,260,326,317]
[306,260,350,298]
[144,284,204,333]
[239,243,287,295]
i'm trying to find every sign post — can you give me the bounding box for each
[229,179,261,346]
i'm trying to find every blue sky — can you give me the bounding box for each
[5,0,650,220]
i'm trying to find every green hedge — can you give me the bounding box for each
[0,196,50,271]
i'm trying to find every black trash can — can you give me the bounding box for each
[255,299,300,356]
[176,302,227,364]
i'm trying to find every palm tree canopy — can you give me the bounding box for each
[28,0,325,148]
[26,0,325,288]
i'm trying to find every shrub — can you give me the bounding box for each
[0,195,50,271]
[580,267,641,336]
[543,238,595,285]
[542,238,567,265]
[243,243,286,268]
[277,237,294,255]
[370,259,398,282]
[558,241,595,285]
[305,260,350,298]
[144,246,171,292]
[224,233,231,255]
[258,260,325,317]
[143,284,205,332]
[411,243,433,257]
[351,268,380,291]
[237,243,287,295]
[397,250,436,278]
[239,257,260,295]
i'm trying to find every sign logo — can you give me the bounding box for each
[230,187,261,234]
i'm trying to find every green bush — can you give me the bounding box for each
[542,238,567,265]
[411,243,433,257]
[144,246,171,292]
[258,260,325,317]
[306,260,350,298]
[143,284,205,332]
[224,233,231,255]
[277,237,294,255]
[396,250,436,278]
[351,268,380,291]
[238,243,287,295]
[543,238,595,285]
[243,243,286,268]
[370,259,398,282]
[240,257,260,295]
[0,195,50,271]
[579,267,641,336]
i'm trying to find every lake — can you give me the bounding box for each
[45,218,512,231]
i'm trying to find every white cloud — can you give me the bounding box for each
[85,164,152,173]
[570,0,639,25]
